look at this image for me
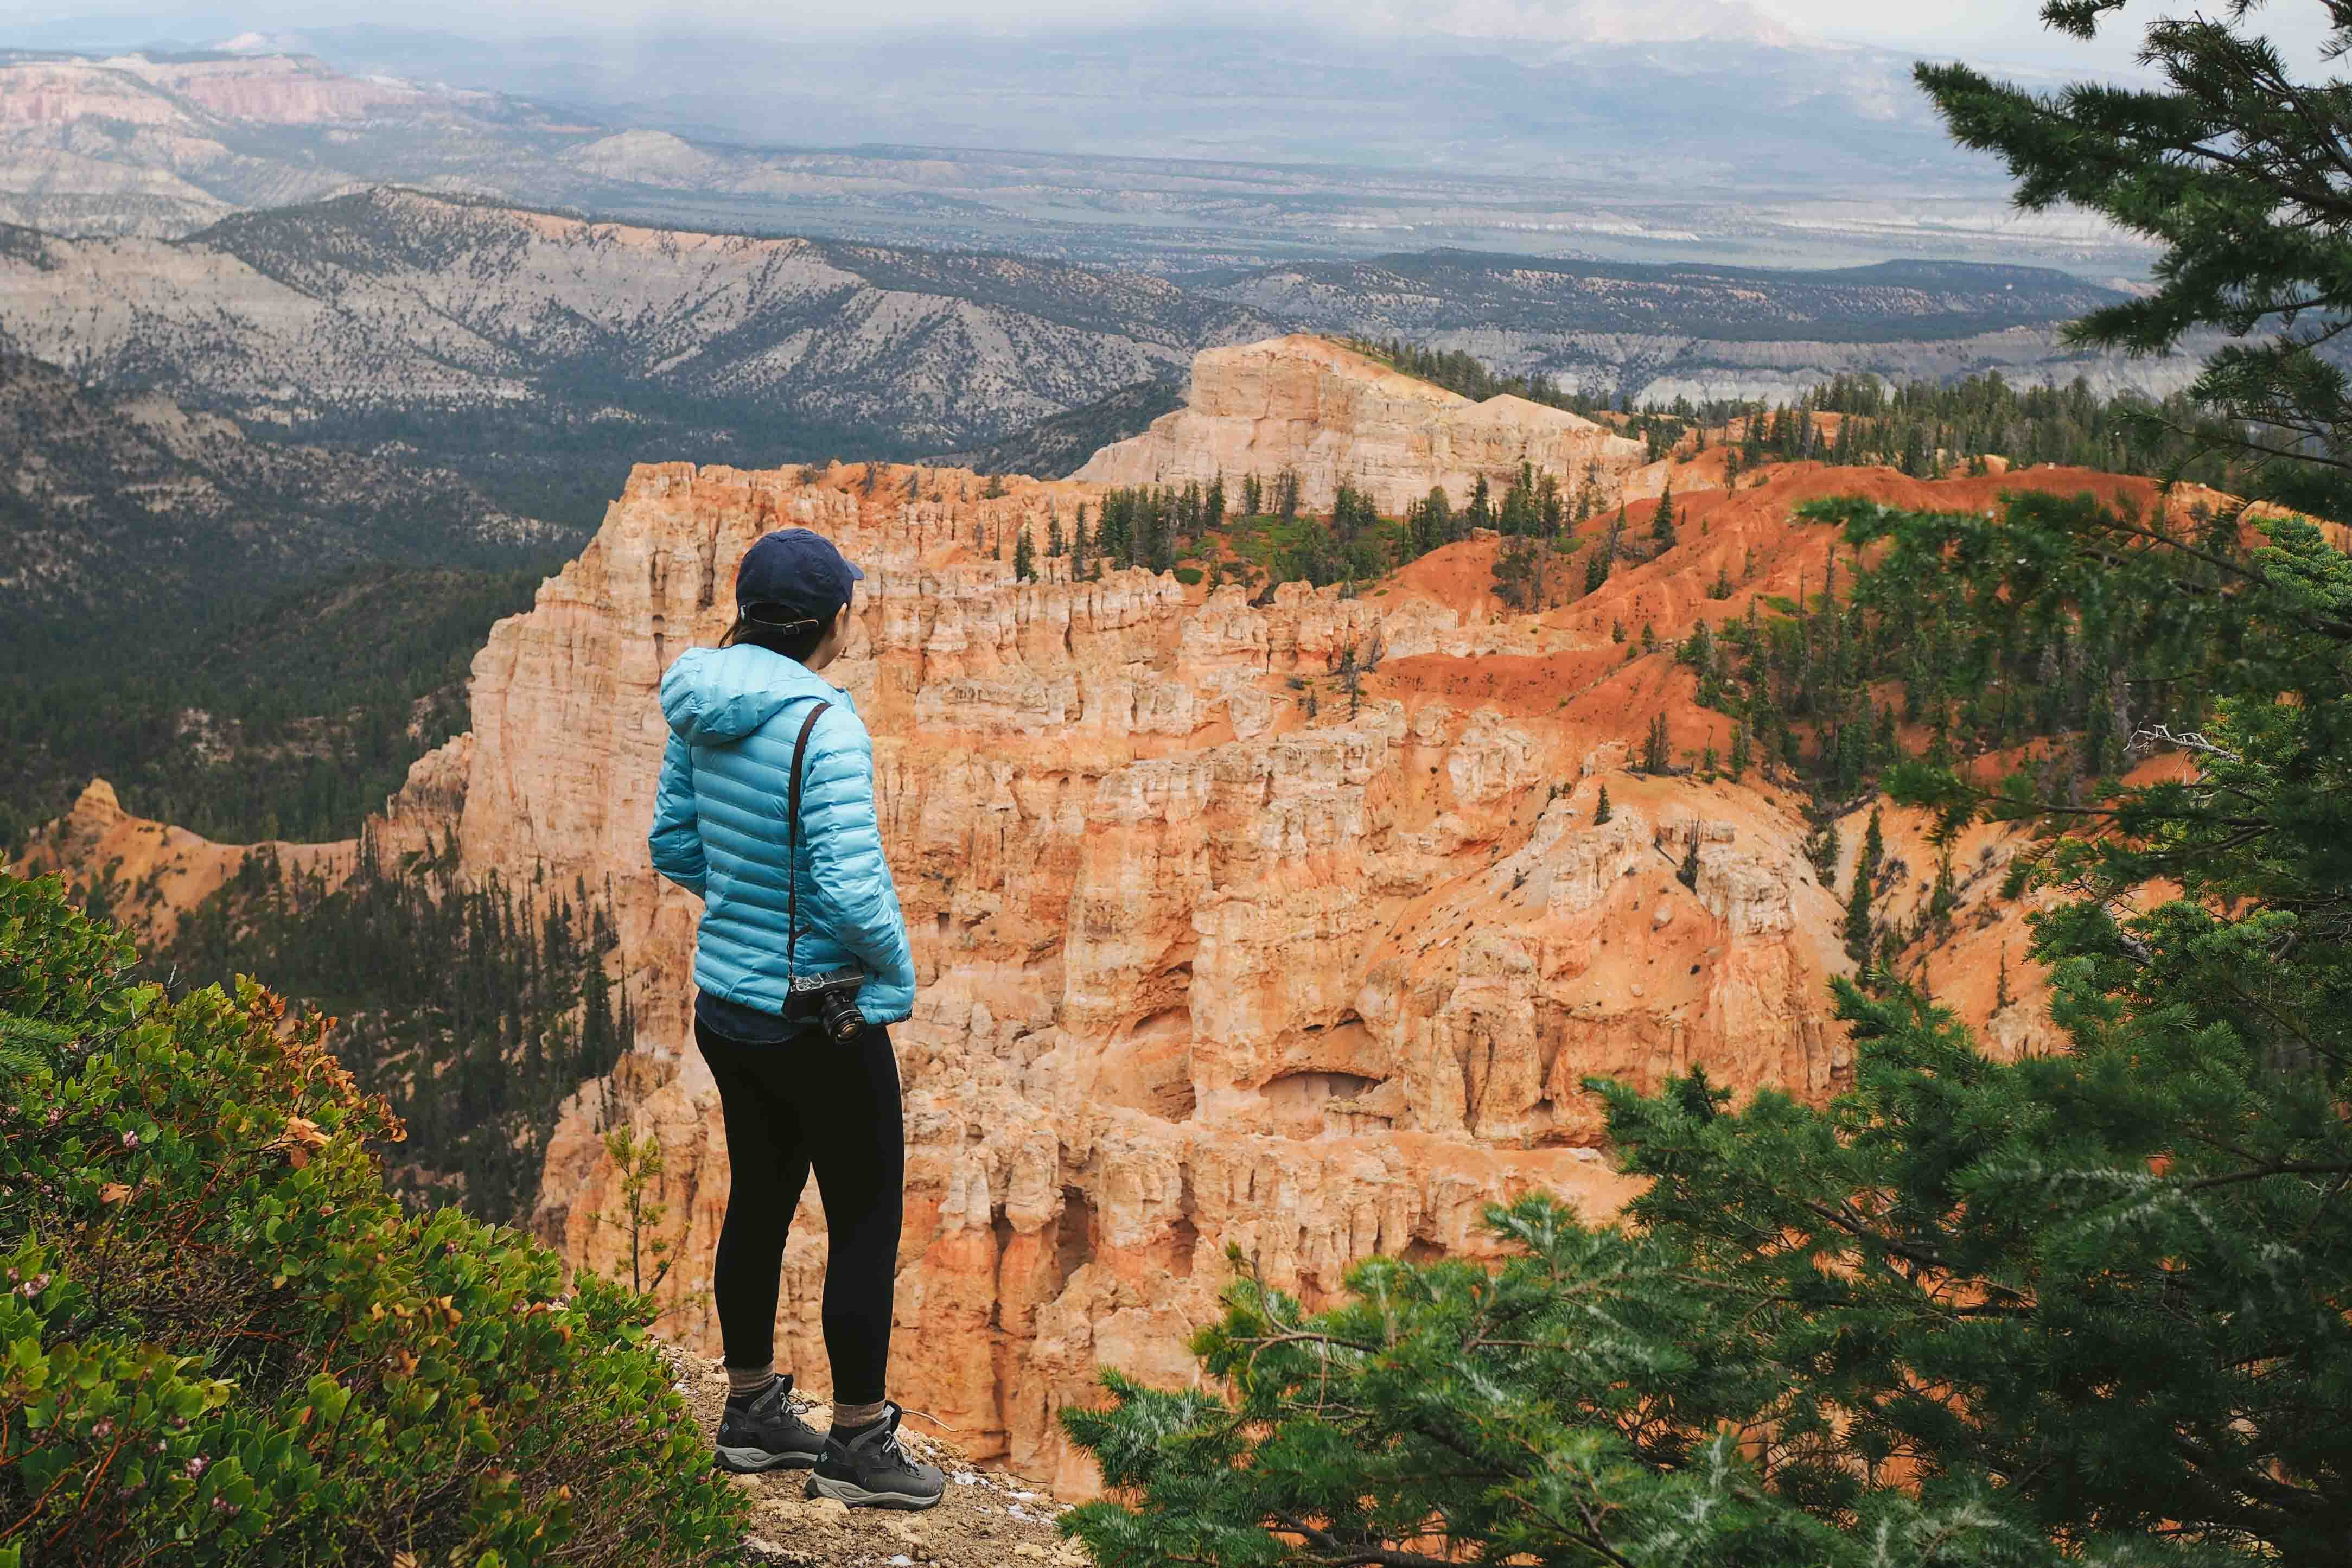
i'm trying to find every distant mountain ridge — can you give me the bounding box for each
[1197,248,2209,405]
[0,47,559,237]
[0,183,2196,508]
[0,187,1284,519]
[1208,252,2130,343]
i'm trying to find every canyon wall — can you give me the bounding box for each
[450,447,2097,1493]
[0,54,440,128]
[21,390,2166,1493]
[1073,335,1648,513]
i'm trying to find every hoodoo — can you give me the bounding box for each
[443,454,2096,1493]
[1073,334,1648,513]
[12,445,2141,1494]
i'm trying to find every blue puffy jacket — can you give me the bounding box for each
[648,643,916,1027]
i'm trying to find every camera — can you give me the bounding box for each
[787,965,868,1044]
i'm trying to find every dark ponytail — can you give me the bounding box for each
[721,602,835,663]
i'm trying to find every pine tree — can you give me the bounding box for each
[1923,10,2352,500]
[1592,784,1612,825]
[1841,851,1876,970]
[1014,525,1036,583]
[1729,720,1751,781]
[1929,845,1957,923]
[1652,481,1677,547]
[1804,819,1841,881]
[1409,485,1454,556]
[1641,712,1672,774]
[1677,832,1700,889]
[1585,504,1623,595]
[1490,534,1540,610]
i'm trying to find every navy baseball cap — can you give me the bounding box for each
[735,528,864,629]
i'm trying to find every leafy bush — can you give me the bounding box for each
[164,844,632,1225]
[0,872,745,1565]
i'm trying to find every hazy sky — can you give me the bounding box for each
[16,0,2337,68]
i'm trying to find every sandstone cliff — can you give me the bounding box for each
[1073,335,1648,513]
[9,778,352,947]
[452,455,2128,1494]
[24,449,2194,1496]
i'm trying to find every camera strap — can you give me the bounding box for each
[785,700,833,981]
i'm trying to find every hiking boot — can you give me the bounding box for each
[805,1403,945,1510]
[714,1376,826,1473]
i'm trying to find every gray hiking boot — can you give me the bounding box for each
[805,1403,945,1510]
[715,1376,827,1473]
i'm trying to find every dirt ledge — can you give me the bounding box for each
[659,1343,1093,1568]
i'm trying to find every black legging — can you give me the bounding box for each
[696,1017,904,1406]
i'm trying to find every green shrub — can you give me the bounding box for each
[1173,566,1205,587]
[0,872,745,1565]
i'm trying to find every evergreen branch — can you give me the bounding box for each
[2166,1434,2331,1525]
[1798,1199,1951,1273]
[2183,1161,2352,1192]
[2214,980,2349,1070]
[1267,1513,1461,1568]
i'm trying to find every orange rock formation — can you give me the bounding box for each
[452,451,2160,1493]
[10,778,352,947]
[23,397,2218,1494]
[1074,335,1648,513]
[0,53,435,129]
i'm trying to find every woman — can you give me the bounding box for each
[646,527,937,1511]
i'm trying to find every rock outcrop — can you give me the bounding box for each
[447,456,2121,1494]
[0,54,434,128]
[1073,335,1648,513]
[26,452,2187,1497]
[8,779,352,948]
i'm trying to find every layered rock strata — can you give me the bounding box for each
[24,446,2180,1496]
[475,456,2098,1494]
[1073,335,1648,513]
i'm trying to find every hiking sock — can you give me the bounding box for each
[726,1365,779,1405]
[831,1399,887,1432]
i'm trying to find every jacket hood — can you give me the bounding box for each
[660,645,837,745]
